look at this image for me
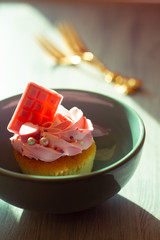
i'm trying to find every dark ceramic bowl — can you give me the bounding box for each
[0,90,145,213]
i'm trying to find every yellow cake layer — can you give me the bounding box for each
[14,141,96,176]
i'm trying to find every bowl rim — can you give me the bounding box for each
[0,89,145,182]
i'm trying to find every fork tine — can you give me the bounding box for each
[36,35,66,61]
[57,23,77,52]
[57,22,88,54]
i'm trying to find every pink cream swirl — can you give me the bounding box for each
[11,106,94,162]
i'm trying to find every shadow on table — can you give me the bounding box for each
[5,194,160,240]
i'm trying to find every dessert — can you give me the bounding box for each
[7,82,96,176]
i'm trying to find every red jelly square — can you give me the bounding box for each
[38,91,49,102]
[7,82,63,134]
[44,106,54,118]
[33,102,44,113]
[49,95,60,106]
[23,98,34,110]
[18,109,30,121]
[28,86,39,98]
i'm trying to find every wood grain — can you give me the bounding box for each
[0,2,160,239]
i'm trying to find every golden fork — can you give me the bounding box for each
[37,25,142,94]
[57,22,142,94]
[37,35,82,66]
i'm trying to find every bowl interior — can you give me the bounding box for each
[0,90,144,175]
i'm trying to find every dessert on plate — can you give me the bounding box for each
[7,82,96,176]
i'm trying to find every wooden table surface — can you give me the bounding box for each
[0,2,160,239]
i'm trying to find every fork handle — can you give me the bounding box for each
[84,54,142,94]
